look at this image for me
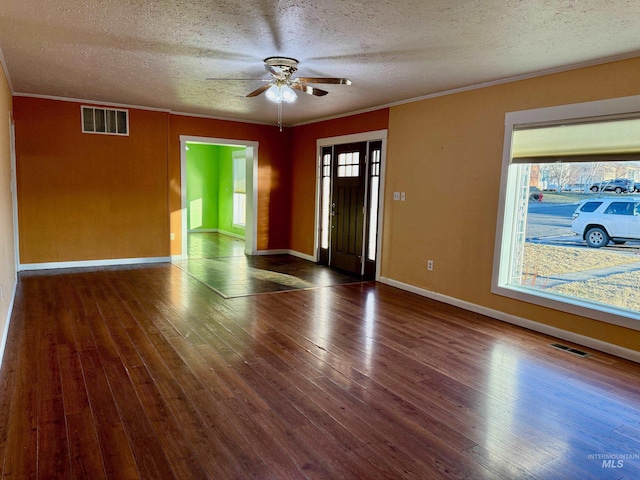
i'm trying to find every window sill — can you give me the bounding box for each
[491,282,640,332]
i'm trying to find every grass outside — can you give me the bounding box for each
[532,190,640,204]
[522,244,637,277]
[552,271,640,311]
[533,191,589,204]
[522,243,640,312]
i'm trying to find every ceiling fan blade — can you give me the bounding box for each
[295,77,352,85]
[246,84,272,97]
[292,83,329,97]
[206,78,271,82]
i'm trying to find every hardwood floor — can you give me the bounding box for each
[186,231,246,259]
[2,263,640,479]
[176,232,363,298]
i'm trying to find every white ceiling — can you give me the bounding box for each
[1,0,639,126]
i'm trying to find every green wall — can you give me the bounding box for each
[186,143,245,238]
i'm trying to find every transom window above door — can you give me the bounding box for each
[337,152,360,177]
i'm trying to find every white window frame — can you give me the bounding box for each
[492,94,640,332]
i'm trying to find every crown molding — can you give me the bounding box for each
[0,48,14,93]
[11,51,640,129]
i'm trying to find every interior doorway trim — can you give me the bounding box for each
[315,129,388,280]
[10,121,19,270]
[179,135,259,258]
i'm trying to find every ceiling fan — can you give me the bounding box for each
[207,57,351,130]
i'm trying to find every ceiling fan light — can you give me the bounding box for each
[280,85,297,103]
[265,84,282,103]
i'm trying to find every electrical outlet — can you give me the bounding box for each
[393,192,400,201]
[427,260,433,271]
[401,192,406,201]
[170,233,175,240]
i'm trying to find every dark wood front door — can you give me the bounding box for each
[330,142,367,275]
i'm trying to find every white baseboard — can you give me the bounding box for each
[0,280,17,370]
[252,249,316,262]
[174,247,316,263]
[172,250,311,260]
[19,256,171,271]
[188,228,219,233]
[288,250,316,262]
[254,249,289,256]
[379,276,640,364]
[218,230,245,240]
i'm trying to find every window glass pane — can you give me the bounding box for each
[321,177,331,249]
[233,193,246,226]
[580,202,602,212]
[368,145,381,261]
[604,202,633,215]
[368,177,379,261]
[233,155,246,193]
[336,152,360,177]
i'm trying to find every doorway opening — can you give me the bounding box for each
[178,136,258,260]
[316,131,387,280]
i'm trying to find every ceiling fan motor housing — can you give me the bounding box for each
[264,57,299,78]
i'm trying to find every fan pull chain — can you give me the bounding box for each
[278,101,283,132]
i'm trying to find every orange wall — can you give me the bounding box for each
[289,109,390,254]
[383,57,640,352]
[13,98,292,263]
[168,115,291,254]
[14,97,170,263]
[0,65,15,344]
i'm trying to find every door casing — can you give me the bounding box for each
[314,130,387,280]
[179,135,258,259]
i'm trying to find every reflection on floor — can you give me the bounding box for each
[173,232,364,298]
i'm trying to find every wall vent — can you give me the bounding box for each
[82,106,128,136]
[549,343,590,357]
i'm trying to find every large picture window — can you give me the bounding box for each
[493,97,640,331]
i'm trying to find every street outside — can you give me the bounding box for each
[528,201,640,250]
[522,196,640,312]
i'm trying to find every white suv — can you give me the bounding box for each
[571,197,640,248]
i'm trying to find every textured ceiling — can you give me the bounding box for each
[1,0,640,126]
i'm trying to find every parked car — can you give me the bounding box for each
[589,178,634,194]
[571,197,640,247]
